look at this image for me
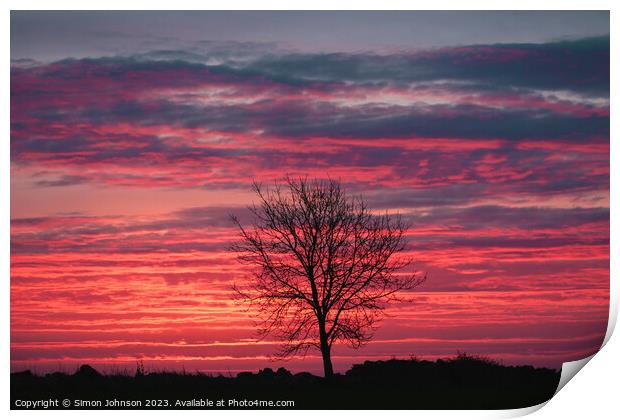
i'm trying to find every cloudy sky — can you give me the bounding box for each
[11,11,609,373]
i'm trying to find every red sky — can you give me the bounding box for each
[10,13,609,374]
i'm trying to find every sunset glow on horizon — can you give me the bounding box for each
[11,11,609,374]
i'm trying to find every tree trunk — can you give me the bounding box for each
[318,319,334,379]
[320,340,334,379]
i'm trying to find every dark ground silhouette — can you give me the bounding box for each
[11,354,560,410]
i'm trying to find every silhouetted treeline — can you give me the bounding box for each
[11,354,560,409]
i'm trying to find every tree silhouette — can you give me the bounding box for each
[231,178,425,378]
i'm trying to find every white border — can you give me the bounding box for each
[4,2,617,419]
[3,1,618,10]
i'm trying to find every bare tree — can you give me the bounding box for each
[231,177,425,378]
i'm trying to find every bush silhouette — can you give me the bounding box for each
[11,355,560,409]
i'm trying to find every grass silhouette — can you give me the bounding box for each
[11,354,560,409]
